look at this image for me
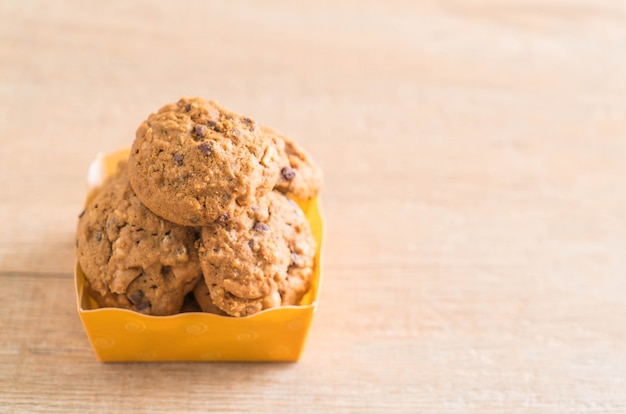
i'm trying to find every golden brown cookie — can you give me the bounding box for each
[262,126,322,200]
[192,279,228,316]
[128,97,284,226]
[197,191,316,317]
[76,162,202,316]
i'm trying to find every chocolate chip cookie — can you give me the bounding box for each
[128,97,284,226]
[197,191,316,317]
[192,279,228,316]
[262,126,322,200]
[76,162,202,315]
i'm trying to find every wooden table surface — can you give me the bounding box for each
[2,1,626,412]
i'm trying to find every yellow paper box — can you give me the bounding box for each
[75,149,324,362]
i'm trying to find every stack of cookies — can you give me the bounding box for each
[76,97,321,317]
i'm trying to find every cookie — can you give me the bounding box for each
[128,97,284,226]
[76,162,202,316]
[192,279,228,316]
[197,191,316,317]
[180,292,202,313]
[262,126,322,200]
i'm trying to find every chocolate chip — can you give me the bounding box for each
[94,232,102,242]
[242,117,253,126]
[281,167,296,181]
[207,120,218,130]
[194,125,207,138]
[185,103,192,112]
[248,240,255,250]
[173,153,184,165]
[128,290,144,305]
[254,222,270,232]
[106,217,118,229]
[135,302,151,312]
[198,141,213,155]
[78,210,85,219]
[291,252,299,262]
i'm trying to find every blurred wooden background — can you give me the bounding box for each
[1,1,625,412]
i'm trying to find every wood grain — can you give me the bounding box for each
[1,0,626,412]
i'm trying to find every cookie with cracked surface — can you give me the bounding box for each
[128,97,283,226]
[262,126,322,200]
[197,191,316,317]
[76,162,202,316]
